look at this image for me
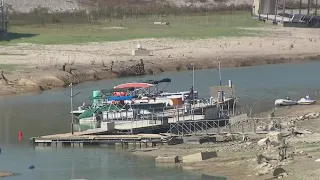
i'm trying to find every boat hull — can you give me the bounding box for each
[298,100,316,105]
[275,99,298,106]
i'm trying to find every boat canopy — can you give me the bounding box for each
[108,96,134,101]
[144,78,171,85]
[78,104,124,119]
[90,95,135,100]
[100,87,134,95]
[114,82,154,89]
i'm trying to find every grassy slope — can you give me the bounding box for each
[4,11,262,45]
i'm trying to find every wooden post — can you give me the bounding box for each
[316,0,318,15]
[241,117,244,134]
[299,0,302,15]
[281,0,286,25]
[307,0,311,15]
[275,0,278,23]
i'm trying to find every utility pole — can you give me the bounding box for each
[217,58,224,118]
[316,0,318,15]
[307,0,311,15]
[65,83,80,135]
[192,62,195,106]
[281,0,286,25]
[1,0,4,31]
[299,0,302,15]
[218,59,222,87]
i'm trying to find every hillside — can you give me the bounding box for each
[6,0,253,13]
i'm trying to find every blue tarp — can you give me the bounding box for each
[108,96,134,101]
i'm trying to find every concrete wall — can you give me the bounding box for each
[182,151,217,163]
[155,155,179,163]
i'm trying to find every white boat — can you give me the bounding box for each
[275,98,298,106]
[298,95,316,105]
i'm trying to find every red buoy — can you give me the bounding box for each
[18,131,23,142]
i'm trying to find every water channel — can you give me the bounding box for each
[0,61,320,179]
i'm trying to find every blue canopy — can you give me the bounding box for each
[108,96,134,101]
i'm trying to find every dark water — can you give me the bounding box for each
[1,61,320,179]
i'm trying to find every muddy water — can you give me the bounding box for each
[0,61,320,180]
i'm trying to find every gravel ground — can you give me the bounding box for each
[6,0,83,13]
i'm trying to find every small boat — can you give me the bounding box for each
[298,95,316,105]
[275,97,298,106]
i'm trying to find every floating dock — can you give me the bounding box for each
[31,100,236,147]
[31,115,284,147]
[30,133,182,148]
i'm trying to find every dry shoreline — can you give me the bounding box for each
[131,104,320,180]
[1,27,320,96]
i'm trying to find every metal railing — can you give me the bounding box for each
[168,116,291,136]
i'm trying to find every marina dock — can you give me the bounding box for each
[30,115,285,147]
[31,78,239,147]
[30,102,239,147]
[31,133,179,148]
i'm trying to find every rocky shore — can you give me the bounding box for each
[1,27,320,96]
[131,104,320,179]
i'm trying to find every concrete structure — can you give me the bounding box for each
[101,122,115,131]
[132,49,151,56]
[155,155,179,163]
[182,151,217,163]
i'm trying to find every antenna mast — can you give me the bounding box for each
[65,83,80,135]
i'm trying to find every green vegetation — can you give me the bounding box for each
[0,64,18,71]
[0,52,27,56]
[5,11,263,45]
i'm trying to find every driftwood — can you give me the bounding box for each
[0,70,13,85]
[110,60,114,71]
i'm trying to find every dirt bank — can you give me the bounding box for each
[131,104,320,179]
[1,26,320,96]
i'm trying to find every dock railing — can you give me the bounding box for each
[168,116,292,136]
[84,99,237,134]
